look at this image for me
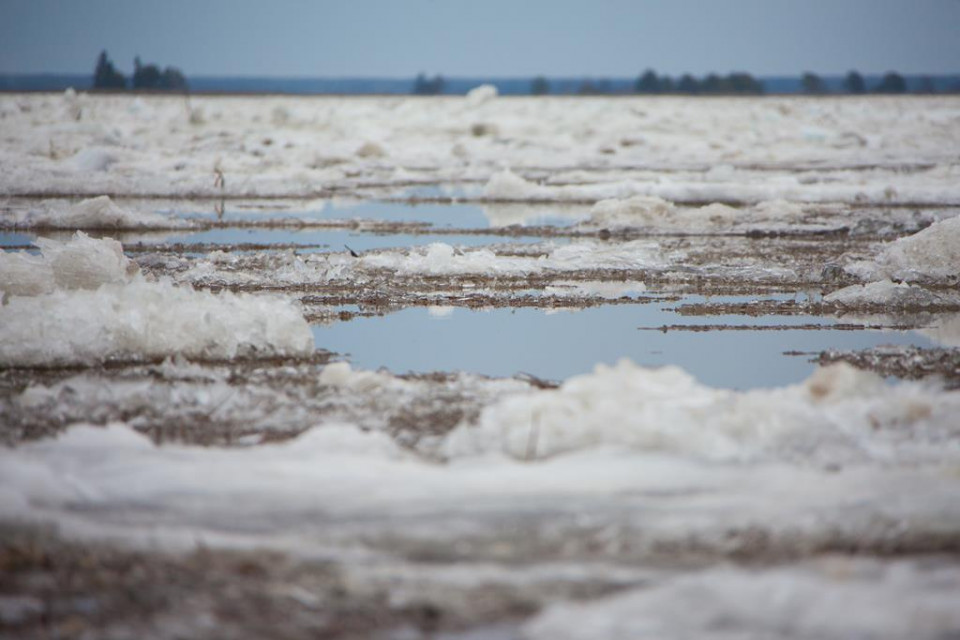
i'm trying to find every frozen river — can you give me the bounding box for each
[1,91,959,639]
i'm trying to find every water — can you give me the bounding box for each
[169,199,588,230]
[313,303,934,389]
[162,228,551,251]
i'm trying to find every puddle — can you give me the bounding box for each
[0,232,35,247]
[313,302,935,389]
[162,228,553,252]
[169,199,588,230]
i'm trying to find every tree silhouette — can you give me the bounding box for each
[413,73,445,95]
[677,74,700,94]
[635,69,661,94]
[728,72,763,94]
[159,67,188,91]
[530,76,550,95]
[132,56,161,89]
[875,72,906,94]
[801,72,826,94]
[844,71,866,94]
[916,76,936,94]
[92,50,125,89]
[701,74,724,93]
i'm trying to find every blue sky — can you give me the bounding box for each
[1,0,958,76]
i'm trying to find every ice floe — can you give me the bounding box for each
[3,196,190,230]
[0,279,313,366]
[444,359,960,464]
[0,233,313,365]
[1,231,135,296]
[869,215,960,282]
[824,279,959,308]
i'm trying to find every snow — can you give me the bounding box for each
[0,231,134,296]
[69,147,116,172]
[4,94,957,202]
[525,559,960,640]
[4,196,190,229]
[824,279,957,307]
[0,279,314,366]
[0,233,313,365]
[443,359,960,465]
[871,215,960,282]
[465,84,498,106]
[1,372,958,566]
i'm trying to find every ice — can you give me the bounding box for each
[824,279,957,307]
[2,385,960,563]
[443,360,960,464]
[465,84,498,107]
[0,251,53,296]
[584,195,678,227]
[0,278,313,366]
[3,94,959,201]
[483,169,545,200]
[524,559,960,640]
[583,197,821,231]
[1,231,135,295]
[0,233,313,365]
[871,214,960,282]
[7,196,190,229]
[70,147,116,172]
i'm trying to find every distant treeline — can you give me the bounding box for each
[92,50,187,91]
[413,69,958,96]
[3,67,960,96]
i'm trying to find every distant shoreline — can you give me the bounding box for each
[2,74,959,95]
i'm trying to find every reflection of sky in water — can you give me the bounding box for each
[163,228,554,251]
[0,232,35,247]
[170,200,587,229]
[313,304,936,390]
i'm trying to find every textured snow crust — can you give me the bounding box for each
[3,93,959,203]
[0,231,135,296]
[2,195,190,229]
[525,559,960,640]
[445,359,960,464]
[0,234,313,365]
[868,215,960,282]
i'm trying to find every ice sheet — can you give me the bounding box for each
[3,94,959,203]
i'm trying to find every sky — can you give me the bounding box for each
[1,0,958,77]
